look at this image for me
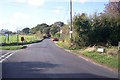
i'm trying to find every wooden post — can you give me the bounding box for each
[118,42,120,79]
[17,34,19,46]
[118,42,120,51]
[70,0,73,46]
[8,33,9,43]
[118,40,120,69]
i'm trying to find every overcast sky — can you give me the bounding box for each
[0,0,109,32]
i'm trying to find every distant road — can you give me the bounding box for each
[2,39,118,78]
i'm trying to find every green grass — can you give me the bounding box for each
[0,35,5,43]
[81,51,118,69]
[0,45,26,50]
[0,34,41,43]
[56,41,70,49]
[56,41,118,70]
[0,34,42,50]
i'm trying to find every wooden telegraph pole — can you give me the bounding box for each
[70,0,73,46]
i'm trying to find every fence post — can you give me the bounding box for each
[118,42,120,79]
[118,42,120,51]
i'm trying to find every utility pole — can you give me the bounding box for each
[70,0,73,45]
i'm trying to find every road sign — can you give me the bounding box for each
[60,30,62,34]
[21,37,24,41]
[5,34,8,38]
[69,31,73,34]
[97,48,104,53]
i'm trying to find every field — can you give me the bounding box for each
[0,34,42,50]
[0,34,41,44]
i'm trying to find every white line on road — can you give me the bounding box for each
[0,52,11,60]
[0,51,18,63]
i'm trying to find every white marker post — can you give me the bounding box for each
[118,42,120,51]
[5,34,8,43]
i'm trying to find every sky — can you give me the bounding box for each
[0,0,109,32]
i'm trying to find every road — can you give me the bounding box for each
[2,39,118,78]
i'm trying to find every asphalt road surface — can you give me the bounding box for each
[2,39,118,78]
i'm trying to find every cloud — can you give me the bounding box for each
[9,0,45,7]
[41,0,108,2]
[52,7,64,14]
[73,0,109,3]
[27,0,44,6]
[79,0,87,3]
[9,12,31,30]
[0,12,31,31]
[10,12,30,24]
[53,9,61,14]
[15,0,26,3]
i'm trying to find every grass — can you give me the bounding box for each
[77,51,118,69]
[0,34,43,50]
[56,41,118,70]
[0,45,26,50]
[56,41,70,49]
[0,34,41,43]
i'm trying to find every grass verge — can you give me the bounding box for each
[0,45,26,50]
[56,41,70,49]
[73,50,118,70]
[0,39,43,50]
[56,41,118,71]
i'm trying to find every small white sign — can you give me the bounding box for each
[97,48,104,53]
[60,30,62,34]
[118,42,120,50]
[5,34,8,38]
[118,42,120,47]
[69,31,73,34]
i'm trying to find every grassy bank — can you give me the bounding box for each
[56,41,118,70]
[0,39,43,50]
[0,45,26,50]
[73,50,118,69]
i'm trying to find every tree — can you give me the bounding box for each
[104,1,120,16]
[50,25,60,37]
[30,23,50,35]
[43,27,51,36]
[54,21,64,27]
[72,13,91,47]
[22,27,30,35]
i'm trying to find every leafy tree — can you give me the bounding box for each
[50,25,60,37]
[73,13,91,47]
[22,27,30,35]
[43,27,50,36]
[54,21,64,27]
[30,23,50,36]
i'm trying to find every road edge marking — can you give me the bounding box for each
[0,50,18,63]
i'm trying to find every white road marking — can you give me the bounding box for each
[0,52,11,60]
[0,51,18,63]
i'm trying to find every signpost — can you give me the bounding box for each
[97,48,105,53]
[17,34,19,46]
[5,34,9,43]
[118,42,120,51]
[21,37,24,45]
[5,34,8,38]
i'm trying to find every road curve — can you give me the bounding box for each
[2,39,118,78]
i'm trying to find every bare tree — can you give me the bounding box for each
[104,1,120,16]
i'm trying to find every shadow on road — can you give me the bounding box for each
[2,61,111,78]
